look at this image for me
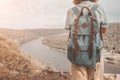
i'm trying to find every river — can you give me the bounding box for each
[20,37,71,71]
[20,37,120,74]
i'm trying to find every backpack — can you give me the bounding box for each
[67,4,103,69]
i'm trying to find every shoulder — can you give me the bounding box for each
[95,4,105,12]
[93,4,106,17]
[67,4,80,12]
[66,6,76,16]
[67,8,73,14]
[67,6,77,13]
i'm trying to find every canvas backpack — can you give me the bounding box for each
[67,4,103,69]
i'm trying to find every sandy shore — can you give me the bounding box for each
[42,34,67,52]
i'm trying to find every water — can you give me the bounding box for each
[20,37,71,71]
[104,62,120,73]
[20,37,120,74]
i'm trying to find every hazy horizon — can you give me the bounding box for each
[0,0,120,29]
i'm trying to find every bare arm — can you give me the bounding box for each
[101,27,106,33]
[65,9,76,30]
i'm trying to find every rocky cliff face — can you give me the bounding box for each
[103,23,120,53]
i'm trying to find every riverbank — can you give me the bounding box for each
[43,34,120,66]
[0,33,71,80]
[0,30,119,80]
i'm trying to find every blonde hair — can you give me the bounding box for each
[73,0,95,5]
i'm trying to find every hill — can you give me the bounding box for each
[0,30,117,80]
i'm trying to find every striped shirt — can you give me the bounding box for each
[65,1,108,30]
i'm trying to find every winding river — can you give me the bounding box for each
[20,37,120,74]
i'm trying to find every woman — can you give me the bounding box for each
[65,0,108,80]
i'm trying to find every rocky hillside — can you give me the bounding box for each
[0,28,68,45]
[0,33,77,80]
[103,23,120,53]
[0,34,56,80]
[23,29,68,36]
[0,28,38,45]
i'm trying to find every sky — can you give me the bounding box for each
[0,0,119,29]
